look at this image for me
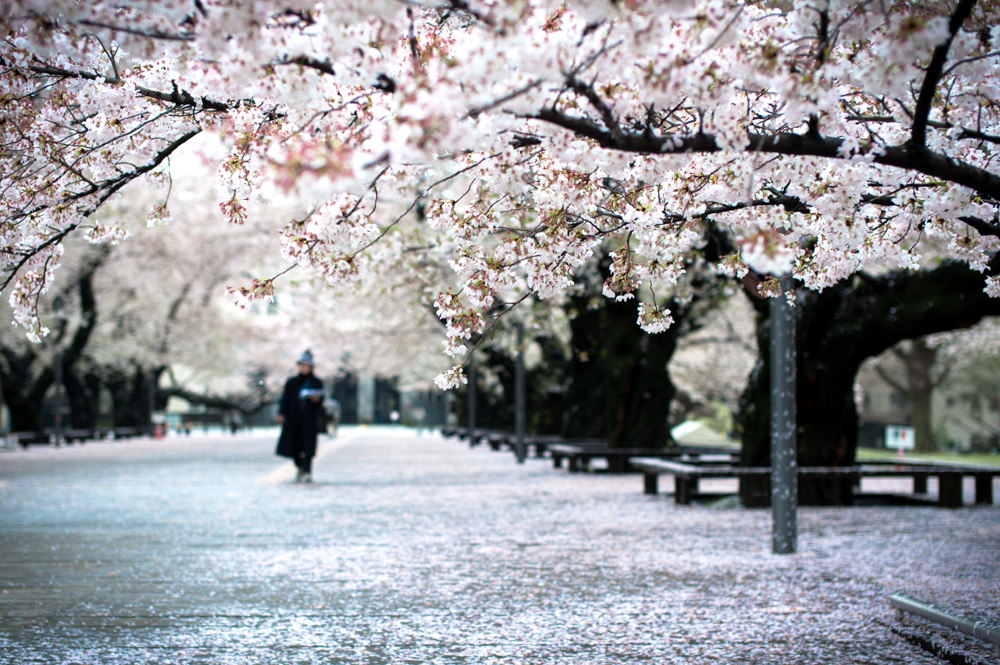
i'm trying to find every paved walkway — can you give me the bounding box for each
[1,427,998,664]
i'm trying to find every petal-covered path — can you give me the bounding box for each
[0,427,997,664]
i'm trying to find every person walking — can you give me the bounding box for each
[276,350,325,483]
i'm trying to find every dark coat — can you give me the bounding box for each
[275,372,324,460]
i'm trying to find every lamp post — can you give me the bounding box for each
[770,277,797,554]
[53,350,65,446]
[466,362,477,437]
[514,321,527,464]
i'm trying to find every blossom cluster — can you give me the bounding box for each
[1,1,998,388]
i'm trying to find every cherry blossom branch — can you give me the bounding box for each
[460,290,536,362]
[26,62,233,112]
[845,114,1000,145]
[911,0,977,148]
[944,49,1000,75]
[75,19,195,42]
[467,78,544,119]
[528,107,1000,200]
[565,74,626,144]
[275,55,336,77]
[956,214,1000,238]
[1,128,201,292]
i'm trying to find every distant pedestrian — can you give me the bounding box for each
[276,350,325,483]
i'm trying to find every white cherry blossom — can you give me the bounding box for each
[0,0,998,387]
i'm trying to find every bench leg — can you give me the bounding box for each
[913,473,928,494]
[553,455,562,469]
[568,456,579,473]
[974,474,993,505]
[739,474,771,507]
[643,473,658,495]
[937,472,963,508]
[676,476,694,505]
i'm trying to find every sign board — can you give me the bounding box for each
[885,425,915,450]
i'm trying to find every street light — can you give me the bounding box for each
[770,277,797,554]
[257,379,266,429]
[514,321,526,464]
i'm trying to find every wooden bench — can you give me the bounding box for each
[549,442,610,471]
[491,433,579,458]
[467,429,506,448]
[520,434,564,458]
[463,432,581,458]
[7,431,52,448]
[550,444,739,473]
[444,427,476,442]
[62,429,98,443]
[95,427,148,439]
[632,457,1000,507]
[483,431,510,451]
[444,427,490,447]
[7,429,96,447]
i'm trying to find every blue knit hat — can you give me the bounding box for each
[297,349,315,366]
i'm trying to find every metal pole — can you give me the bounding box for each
[514,322,527,464]
[53,351,64,446]
[770,279,797,554]
[467,363,477,436]
[889,594,1000,651]
[148,371,156,436]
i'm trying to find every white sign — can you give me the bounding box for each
[885,425,915,450]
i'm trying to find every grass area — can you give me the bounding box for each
[857,447,1000,467]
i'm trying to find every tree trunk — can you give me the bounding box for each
[910,387,935,453]
[0,353,53,431]
[874,338,942,452]
[1,249,107,432]
[106,367,156,427]
[901,340,939,452]
[560,237,730,449]
[561,292,679,448]
[739,300,859,506]
[63,367,101,429]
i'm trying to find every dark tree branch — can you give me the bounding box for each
[874,363,907,394]
[62,248,107,362]
[957,214,1000,238]
[277,55,336,77]
[847,115,1000,145]
[76,19,195,42]
[529,106,1000,201]
[911,0,977,148]
[566,75,625,144]
[27,63,232,112]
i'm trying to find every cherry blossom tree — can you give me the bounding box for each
[0,156,285,429]
[2,0,999,397]
[0,142,458,431]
